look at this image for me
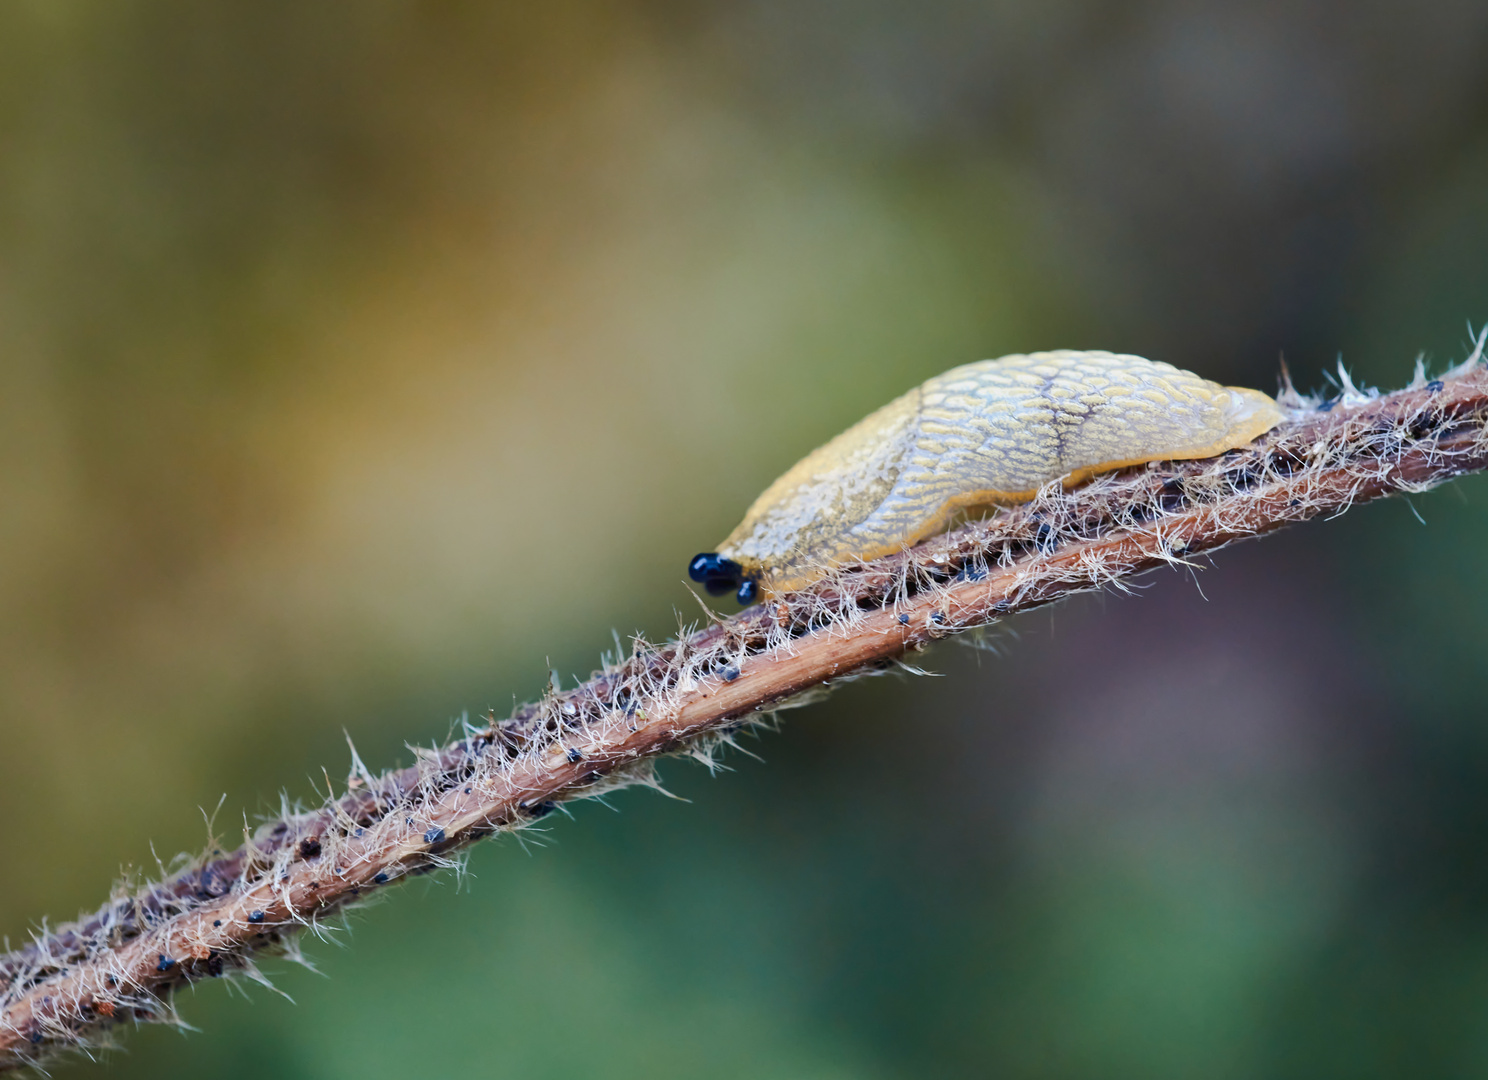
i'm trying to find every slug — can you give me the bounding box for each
[690,349,1285,603]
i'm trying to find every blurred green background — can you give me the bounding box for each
[4,2,1488,1076]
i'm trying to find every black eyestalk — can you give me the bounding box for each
[688,553,758,606]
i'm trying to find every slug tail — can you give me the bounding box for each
[1220,386,1287,448]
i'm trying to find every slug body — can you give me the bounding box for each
[690,350,1284,601]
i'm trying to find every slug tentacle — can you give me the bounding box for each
[701,350,1284,599]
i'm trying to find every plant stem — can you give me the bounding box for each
[5,356,1488,1071]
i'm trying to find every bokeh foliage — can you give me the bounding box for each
[3,2,1488,1076]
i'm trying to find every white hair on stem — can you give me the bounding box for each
[5,337,1488,1071]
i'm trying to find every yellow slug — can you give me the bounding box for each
[689,349,1284,603]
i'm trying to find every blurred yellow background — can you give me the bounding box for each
[4,3,1488,1076]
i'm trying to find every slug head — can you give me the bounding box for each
[688,553,758,605]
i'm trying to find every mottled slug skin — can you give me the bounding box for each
[718,350,1284,594]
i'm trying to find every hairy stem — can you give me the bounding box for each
[5,353,1488,1070]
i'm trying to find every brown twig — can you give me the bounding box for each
[5,351,1488,1071]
